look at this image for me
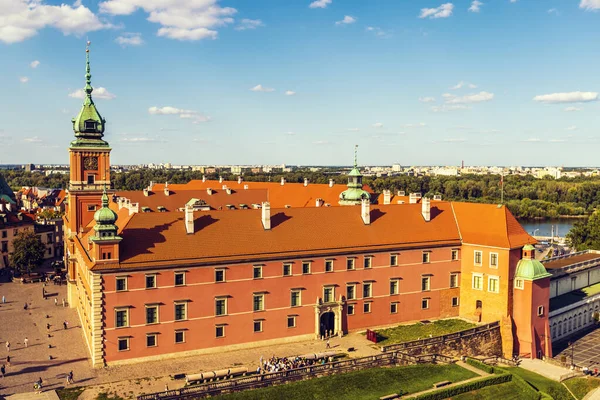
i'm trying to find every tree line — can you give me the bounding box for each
[2,169,600,219]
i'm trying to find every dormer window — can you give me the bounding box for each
[85,120,97,131]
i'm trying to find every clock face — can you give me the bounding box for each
[83,156,98,171]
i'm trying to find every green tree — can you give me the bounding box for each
[9,230,46,275]
[566,212,600,251]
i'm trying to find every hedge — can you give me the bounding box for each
[465,358,495,374]
[411,373,512,400]
[495,367,542,400]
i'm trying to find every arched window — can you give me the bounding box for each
[552,323,556,339]
[584,310,588,325]
[558,321,562,336]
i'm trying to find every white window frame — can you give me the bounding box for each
[346,284,356,300]
[363,302,372,313]
[323,286,335,303]
[450,273,459,288]
[488,275,500,293]
[346,258,356,270]
[146,333,158,348]
[253,265,263,279]
[145,274,157,289]
[421,298,430,310]
[515,278,524,290]
[474,250,483,266]
[253,320,263,333]
[451,249,459,261]
[452,297,459,307]
[363,282,373,298]
[422,252,431,263]
[175,330,185,344]
[117,337,130,352]
[174,271,186,286]
[390,302,399,314]
[215,268,226,283]
[174,302,187,321]
[390,279,400,295]
[253,293,265,312]
[390,254,398,267]
[489,252,499,269]
[537,306,544,316]
[302,261,311,274]
[472,273,483,291]
[145,304,159,324]
[115,308,129,328]
[282,263,292,276]
[364,256,372,269]
[421,276,431,292]
[324,259,334,273]
[115,276,128,292]
[290,289,302,307]
[287,316,296,328]
[215,325,225,338]
[215,297,228,316]
[347,304,355,315]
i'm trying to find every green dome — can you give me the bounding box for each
[94,191,117,224]
[515,258,552,280]
[348,167,362,177]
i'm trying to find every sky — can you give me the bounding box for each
[1,0,600,167]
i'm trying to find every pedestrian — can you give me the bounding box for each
[326,339,330,349]
[6,355,11,366]
[54,298,58,306]
[164,383,169,392]
[1,364,5,378]
[68,370,74,384]
[5,341,9,352]
[24,302,28,310]
[34,377,43,393]
[63,320,68,330]
[47,323,51,331]
[24,337,28,348]
[42,287,46,300]
[2,295,5,303]
[62,298,65,307]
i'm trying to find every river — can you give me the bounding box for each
[519,219,582,237]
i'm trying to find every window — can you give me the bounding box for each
[472,274,483,290]
[287,316,296,328]
[346,284,356,300]
[363,302,372,313]
[474,251,483,266]
[363,282,372,298]
[174,303,187,321]
[118,337,129,351]
[215,325,225,338]
[490,253,498,268]
[87,175,95,185]
[302,262,311,274]
[253,265,262,279]
[146,334,157,347]
[291,290,301,307]
[1,231,6,239]
[323,286,335,303]
[515,278,524,289]
[450,273,459,288]
[215,269,225,282]
[175,330,185,344]
[390,302,398,314]
[390,254,398,266]
[488,276,499,293]
[364,257,372,269]
[116,276,127,292]
[346,258,355,270]
[174,272,185,286]
[390,279,399,295]
[571,277,577,290]
[101,251,111,260]
[537,306,544,316]
[145,275,156,289]
[325,259,334,272]
[421,298,430,309]
[451,297,460,307]
[283,263,292,276]
[85,120,97,130]
[1,241,7,253]
[146,305,159,324]
[347,304,355,315]
[421,276,431,292]
[253,294,265,311]
[115,309,128,328]
[422,252,430,263]
[87,204,96,212]
[215,298,227,316]
[451,249,459,261]
[253,320,263,333]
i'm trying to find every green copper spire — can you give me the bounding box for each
[91,185,120,241]
[71,41,109,149]
[339,145,371,205]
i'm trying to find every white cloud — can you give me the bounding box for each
[373,122,384,128]
[450,81,477,90]
[30,60,40,68]
[285,90,296,96]
[235,19,264,31]
[335,16,356,25]
[580,0,600,10]
[444,91,494,104]
[0,0,112,44]
[19,76,29,83]
[469,1,483,12]
[99,0,236,41]
[549,139,566,143]
[250,84,275,92]
[366,26,388,37]
[547,8,559,15]
[444,138,466,142]
[23,136,42,143]
[419,3,454,19]
[419,97,436,103]
[564,106,582,112]
[69,87,116,100]
[404,122,427,128]
[566,126,578,131]
[115,32,143,46]
[533,91,598,104]
[468,83,477,89]
[347,128,359,132]
[510,0,517,3]
[285,131,296,136]
[522,138,542,142]
[309,0,331,8]
[148,106,210,123]
[312,140,331,145]
[431,104,470,112]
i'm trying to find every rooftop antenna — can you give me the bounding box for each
[354,144,358,168]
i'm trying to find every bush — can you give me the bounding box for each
[465,358,494,374]
[412,373,512,400]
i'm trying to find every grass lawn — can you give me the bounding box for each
[56,387,85,400]
[213,364,477,400]
[504,367,573,400]
[451,381,538,400]
[563,377,600,400]
[375,319,477,346]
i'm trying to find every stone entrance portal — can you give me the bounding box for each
[314,296,345,339]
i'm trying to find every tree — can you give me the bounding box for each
[566,211,600,251]
[9,230,46,275]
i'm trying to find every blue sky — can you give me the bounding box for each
[1,0,600,167]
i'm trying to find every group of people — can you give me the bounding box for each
[257,355,330,374]
[582,366,600,376]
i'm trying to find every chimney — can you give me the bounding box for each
[143,188,149,197]
[207,188,213,195]
[0,203,4,212]
[361,198,370,225]
[261,201,271,230]
[164,182,170,196]
[422,197,431,222]
[185,204,194,234]
[219,176,223,183]
[397,190,405,196]
[202,175,206,182]
[238,176,242,184]
[304,178,308,187]
[383,190,391,205]
[329,179,334,188]
[226,188,232,195]
[149,181,154,190]
[280,177,285,186]
[6,203,12,212]
[244,184,249,190]
[315,198,323,207]
[409,193,421,204]
[222,184,227,190]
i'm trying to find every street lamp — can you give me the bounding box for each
[533,229,540,237]
[569,341,575,367]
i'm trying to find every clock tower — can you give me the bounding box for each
[65,42,112,237]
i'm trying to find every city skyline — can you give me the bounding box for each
[1,0,600,166]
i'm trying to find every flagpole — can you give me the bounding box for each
[500,173,504,205]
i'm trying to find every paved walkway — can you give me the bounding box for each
[403,361,490,399]
[584,386,600,400]
[4,389,60,400]
[519,358,575,381]
[554,327,600,368]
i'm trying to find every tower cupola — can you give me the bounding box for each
[91,187,119,241]
[339,145,371,205]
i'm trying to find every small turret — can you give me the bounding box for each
[339,145,371,205]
